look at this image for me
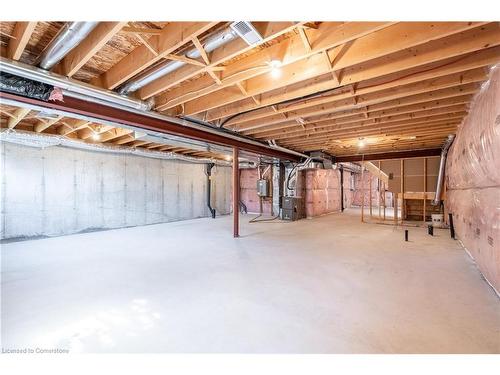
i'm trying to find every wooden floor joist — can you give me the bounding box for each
[0,21,499,157]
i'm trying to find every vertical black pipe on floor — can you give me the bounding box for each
[339,165,344,212]
[405,229,409,241]
[206,163,216,219]
[449,213,455,239]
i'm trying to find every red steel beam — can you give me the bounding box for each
[0,91,300,162]
[336,148,442,162]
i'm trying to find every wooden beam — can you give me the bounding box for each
[167,22,492,115]
[137,22,306,99]
[121,27,162,35]
[7,107,30,128]
[365,161,389,184]
[91,22,218,89]
[166,53,206,67]
[155,22,393,110]
[235,69,483,132]
[207,39,500,123]
[34,116,62,133]
[191,36,210,64]
[58,119,91,136]
[335,148,441,162]
[7,22,37,60]
[54,22,126,77]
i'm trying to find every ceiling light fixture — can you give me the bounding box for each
[357,138,366,148]
[92,132,100,141]
[269,59,282,78]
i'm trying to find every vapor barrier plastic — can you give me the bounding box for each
[0,72,53,101]
[445,64,500,293]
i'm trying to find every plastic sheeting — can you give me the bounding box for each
[304,169,342,217]
[445,65,500,293]
[240,168,272,214]
[0,72,53,101]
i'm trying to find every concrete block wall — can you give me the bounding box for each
[0,142,232,240]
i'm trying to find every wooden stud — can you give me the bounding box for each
[361,162,365,223]
[400,159,405,223]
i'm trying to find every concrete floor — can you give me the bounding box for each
[1,208,499,353]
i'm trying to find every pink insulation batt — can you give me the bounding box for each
[445,65,500,293]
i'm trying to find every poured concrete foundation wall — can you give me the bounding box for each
[445,66,500,293]
[0,142,232,240]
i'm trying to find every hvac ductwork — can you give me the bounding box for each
[118,28,238,94]
[432,134,456,206]
[1,58,302,161]
[0,58,152,111]
[38,22,98,70]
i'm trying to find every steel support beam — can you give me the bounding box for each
[0,91,300,162]
[233,147,240,238]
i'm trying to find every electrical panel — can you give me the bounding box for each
[257,179,270,197]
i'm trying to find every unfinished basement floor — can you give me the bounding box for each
[2,209,499,353]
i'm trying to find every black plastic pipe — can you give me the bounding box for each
[449,213,455,239]
[206,163,216,219]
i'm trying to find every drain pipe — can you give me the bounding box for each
[118,28,238,94]
[38,22,98,70]
[432,134,455,206]
[206,163,217,218]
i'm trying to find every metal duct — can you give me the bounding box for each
[432,134,456,206]
[0,58,152,111]
[38,22,98,70]
[117,28,238,94]
[268,139,309,159]
[0,61,303,161]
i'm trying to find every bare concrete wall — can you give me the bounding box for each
[445,66,500,293]
[0,142,232,240]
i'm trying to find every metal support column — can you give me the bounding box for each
[232,147,240,238]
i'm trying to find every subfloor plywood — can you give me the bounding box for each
[1,209,499,353]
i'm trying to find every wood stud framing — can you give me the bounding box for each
[1,21,500,159]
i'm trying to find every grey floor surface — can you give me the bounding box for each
[2,208,499,353]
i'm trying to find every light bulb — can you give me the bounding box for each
[269,59,282,78]
[92,132,100,141]
[358,138,365,148]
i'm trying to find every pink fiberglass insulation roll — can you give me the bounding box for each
[305,169,342,218]
[445,65,500,293]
